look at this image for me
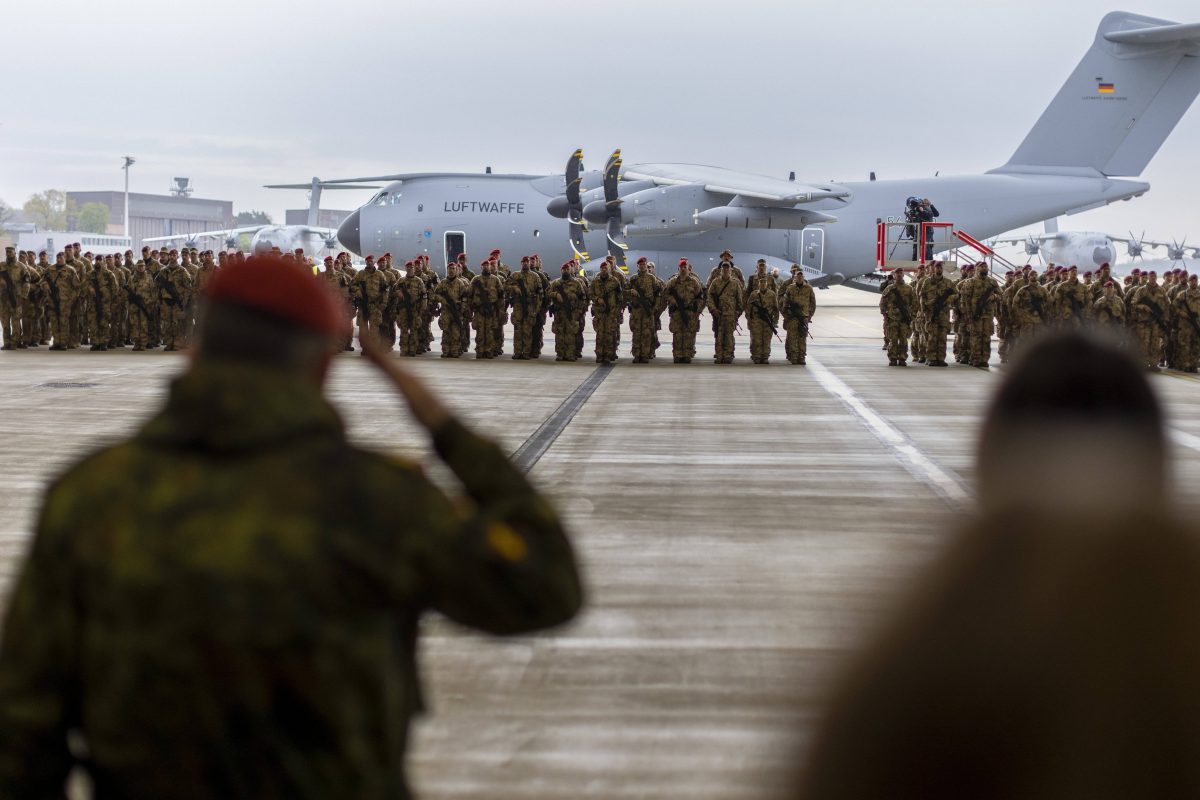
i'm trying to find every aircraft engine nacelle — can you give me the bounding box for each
[620,184,725,235]
[574,180,658,223]
[692,207,837,230]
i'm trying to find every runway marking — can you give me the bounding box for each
[806,357,971,506]
[510,364,614,473]
[833,314,882,334]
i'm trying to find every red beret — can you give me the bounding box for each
[520,256,530,263]
[204,255,348,339]
[561,261,573,269]
[678,258,688,266]
[404,260,414,267]
[457,253,467,260]
[1105,280,1115,287]
[480,259,490,267]
[490,249,501,256]
[365,255,375,261]
[323,255,334,262]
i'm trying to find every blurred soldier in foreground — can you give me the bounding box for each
[798,332,1200,800]
[0,255,582,799]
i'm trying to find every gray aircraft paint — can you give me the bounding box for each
[334,11,1199,288]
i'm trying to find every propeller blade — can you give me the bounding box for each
[603,153,627,267]
[564,148,589,261]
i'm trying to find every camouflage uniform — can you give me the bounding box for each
[548,268,588,362]
[627,262,663,363]
[507,264,544,360]
[156,257,194,351]
[378,260,400,348]
[910,265,928,363]
[997,274,1019,364]
[880,272,916,365]
[531,259,551,358]
[1012,275,1049,351]
[952,268,976,364]
[665,265,704,363]
[433,267,471,358]
[706,266,744,364]
[87,261,120,351]
[918,266,955,366]
[1057,274,1091,327]
[1092,286,1126,333]
[969,275,1001,368]
[418,262,439,354]
[352,261,390,343]
[69,251,90,347]
[588,269,622,364]
[779,274,816,365]
[41,256,78,349]
[1130,278,1168,369]
[469,267,505,359]
[1174,280,1200,372]
[21,256,45,347]
[745,265,780,364]
[393,270,427,357]
[0,249,28,349]
[320,263,354,351]
[127,264,157,351]
[0,361,581,799]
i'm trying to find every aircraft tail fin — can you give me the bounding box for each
[993,12,1200,178]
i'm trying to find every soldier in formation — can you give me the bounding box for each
[780,266,815,365]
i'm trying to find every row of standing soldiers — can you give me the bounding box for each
[879,261,1200,371]
[0,243,217,351]
[330,248,818,365]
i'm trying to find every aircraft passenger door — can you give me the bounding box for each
[444,231,465,269]
[800,227,824,274]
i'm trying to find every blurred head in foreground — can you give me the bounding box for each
[798,332,1200,800]
[197,255,349,385]
[977,330,1165,516]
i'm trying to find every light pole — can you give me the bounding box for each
[122,156,135,239]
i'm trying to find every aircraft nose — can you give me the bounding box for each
[338,209,361,255]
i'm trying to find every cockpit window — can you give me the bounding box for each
[373,192,389,206]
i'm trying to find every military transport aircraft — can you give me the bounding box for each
[994,221,1200,273]
[324,11,1200,289]
[145,177,376,257]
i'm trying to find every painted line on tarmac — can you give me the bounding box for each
[807,357,971,506]
[511,364,614,473]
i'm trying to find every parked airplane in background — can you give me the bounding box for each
[994,219,1200,274]
[324,11,1200,289]
[144,177,376,257]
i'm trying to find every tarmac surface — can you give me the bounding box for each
[2,286,1200,798]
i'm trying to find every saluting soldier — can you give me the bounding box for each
[779,268,816,365]
[745,259,780,364]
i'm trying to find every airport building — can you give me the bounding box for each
[67,183,233,252]
[284,209,352,228]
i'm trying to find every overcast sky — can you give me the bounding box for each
[3,0,1198,245]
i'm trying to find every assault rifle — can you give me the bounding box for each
[928,285,955,323]
[751,298,782,343]
[1138,295,1167,331]
[974,282,998,321]
[125,285,150,319]
[0,270,16,309]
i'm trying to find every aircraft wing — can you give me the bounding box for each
[619,163,850,206]
[992,232,1068,245]
[143,225,267,244]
